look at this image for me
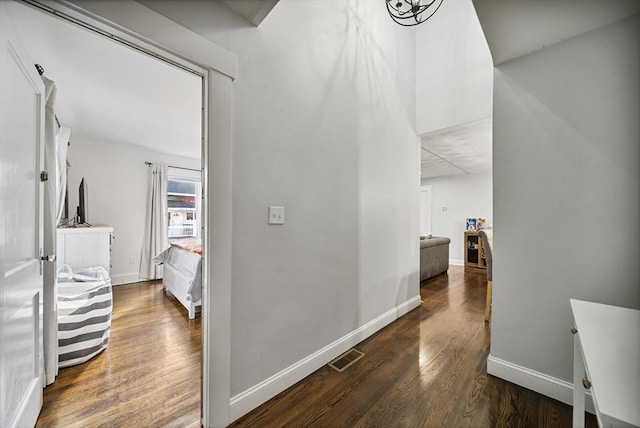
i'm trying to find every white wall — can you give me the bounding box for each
[142,0,420,413]
[66,139,200,285]
[416,0,493,135]
[491,12,639,389]
[421,171,492,264]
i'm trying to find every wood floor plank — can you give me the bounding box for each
[230,266,597,427]
[38,267,597,427]
[36,281,201,428]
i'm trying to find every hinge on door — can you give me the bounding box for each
[40,171,49,182]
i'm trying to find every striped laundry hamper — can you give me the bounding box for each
[57,265,112,368]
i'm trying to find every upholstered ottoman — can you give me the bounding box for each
[420,236,450,282]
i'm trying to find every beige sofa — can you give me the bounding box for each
[420,236,450,282]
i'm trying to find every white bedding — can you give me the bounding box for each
[156,245,202,302]
[154,245,202,307]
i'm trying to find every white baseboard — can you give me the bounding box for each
[229,295,422,422]
[487,355,594,414]
[110,272,145,286]
[450,259,464,266]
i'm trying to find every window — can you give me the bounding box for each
[167,170,201,241]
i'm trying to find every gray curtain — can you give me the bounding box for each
[140,163,168,279]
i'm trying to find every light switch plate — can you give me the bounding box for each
[268,206,285,225]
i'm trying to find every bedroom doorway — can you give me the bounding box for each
[13,1,234,426]
[15,0,204,422]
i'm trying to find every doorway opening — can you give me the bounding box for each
[10,1,218,425]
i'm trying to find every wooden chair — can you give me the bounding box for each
[478,230,493,322]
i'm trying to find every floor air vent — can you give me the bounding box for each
[328,348,364,372]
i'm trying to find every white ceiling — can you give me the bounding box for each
[420,118,492,179]
[10,1,202,159]
[416,0,493,181]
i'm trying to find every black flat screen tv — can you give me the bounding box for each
[76,177,88,225]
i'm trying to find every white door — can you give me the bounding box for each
[0,3,46,427]
[419,186,432,236]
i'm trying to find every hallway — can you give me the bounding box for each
[232,266,596,427]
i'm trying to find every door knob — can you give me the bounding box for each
[41,254,57,262]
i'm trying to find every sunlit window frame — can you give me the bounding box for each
[167,167,201,242]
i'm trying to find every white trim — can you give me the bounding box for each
[203,70,233,428]
[110,273,145,286]
[168,167,201,181]
[450,259,464,266]
[487,355,595,414]
[13,377,43,428]
[229,295,422,423]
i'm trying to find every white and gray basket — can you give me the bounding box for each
[56,265,112,368]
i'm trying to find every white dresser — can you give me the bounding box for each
[571,299,640,428]
[57,226,113,273]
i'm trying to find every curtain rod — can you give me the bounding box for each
[144,161,200,172]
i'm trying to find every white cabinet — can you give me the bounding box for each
[57,226,113,273]
[571,299,640,428]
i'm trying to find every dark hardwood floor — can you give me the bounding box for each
[36,280,201,428]
[231,266,597,428]
[37,267,596,427]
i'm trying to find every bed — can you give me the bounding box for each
[154,238,202,319]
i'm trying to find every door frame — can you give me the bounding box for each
[22,1,235,426]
